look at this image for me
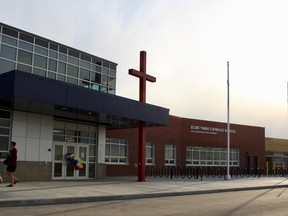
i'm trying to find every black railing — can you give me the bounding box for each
[146,166,288,181]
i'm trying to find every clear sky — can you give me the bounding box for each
[1,0,288,138]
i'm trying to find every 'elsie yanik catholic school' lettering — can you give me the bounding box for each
[191,125,236,135]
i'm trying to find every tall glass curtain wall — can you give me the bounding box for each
[0,24,117,94]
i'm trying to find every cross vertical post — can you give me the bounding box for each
[129,51,156,182]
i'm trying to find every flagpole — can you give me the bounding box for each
[226,61,231,180]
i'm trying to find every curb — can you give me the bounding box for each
[0,184,287,208]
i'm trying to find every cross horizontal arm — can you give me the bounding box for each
[128,69,156,83]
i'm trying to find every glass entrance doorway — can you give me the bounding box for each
[53,142,88,180]
[52,121,98,180]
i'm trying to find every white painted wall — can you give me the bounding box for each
[11,111,53,162]
[98,126,106,163]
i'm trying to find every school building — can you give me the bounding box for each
[0,22,287,181]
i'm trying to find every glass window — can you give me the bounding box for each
[110,63,117,70]
[20,33,34,43]
[78,131,89,137]
[1,35,17,46]
[214,149,220,160]
[108,88,116,95]
[102,75,108,86]
[105,138,128,164]
[119,145,127,156]
[35,38,48,48]
[146,142,154,165]
[80,68,90,80]
[58,62,66,74]
[103,68,109,75]
[89,145,95,156]
[59,46,67,54]
[67,77,78,85]
[59,53,67,61]
[68,49,79,58]
[207,149,213,161]
[165,144,176,165]
[34,54,47,69]
[0,110,10,120]
[91,83,100,91]
[78,131,89,144]
[49,50,58,59]
[0,110,11,156]
[200,150,206,160]
[35,46,48,56]
[33,68,46,77]
[220,150,226,160]
[18,50,32,65]
[80,80,90,88]
[57,74,65,82]
[90,132,97,139]
[78,137,89,144]
[96,65,102,72]
[0,120,10,129]
[19,41,33,51]
[92,57,102,65]
[0,59,15,73]
[66,129,77,142]
[2,27,18,38]
[89,164,95,178]
[17,63,31,73]
[80,60,91,69]
[68,56,79,65]
[110,70,116,78]
[109,76,116,88]
[67,65,78,78]
[186,146,239,167]
[91,72,101,84]
[48,59,57,72]
[0,44,16,60]
[54,144,64,160]
[101,86,107,93]
[80,54,91,62]
[48,72,56,80]
[103,61,109,68]
[53,163,62,177]
[0,136,9,151]
[193,150,199,160]
[49,43,58,51]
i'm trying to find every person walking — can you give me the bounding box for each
[5,141,18,187]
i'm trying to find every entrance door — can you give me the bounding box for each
[65,144,76,179]
[53,143,64,179]
[53,142,88,180]
[77,145,88,179]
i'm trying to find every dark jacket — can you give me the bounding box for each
[7,148,17,166]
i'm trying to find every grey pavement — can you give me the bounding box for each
[0,176,288,208]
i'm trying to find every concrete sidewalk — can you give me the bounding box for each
[0,176,287,207]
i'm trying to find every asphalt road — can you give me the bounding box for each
[2,188,288,216]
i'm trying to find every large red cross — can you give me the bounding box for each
[129,51,156,182]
